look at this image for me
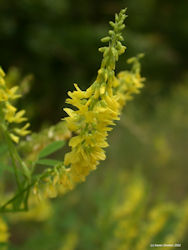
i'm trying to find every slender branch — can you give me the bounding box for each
[1,124,22,189]
[2,124,31,180]
[7,142,22,189]
[0,182,34,213]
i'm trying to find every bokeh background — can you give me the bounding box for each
[0,0,188,249]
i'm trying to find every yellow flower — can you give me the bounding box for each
[7,86,21,100]
[0,67,30,143]
[14,123,30,136]
[4,103,17,122]
[0,89,8,101]
[9,133,20,143]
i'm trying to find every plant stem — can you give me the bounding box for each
[1,124,31,187]
[0,124,21,189]
[7,141,22,189]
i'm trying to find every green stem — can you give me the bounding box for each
[1,124,31,187]
[7,141,22,189]
[0,182,34,213]
[0,125,21,189]
[12,143,31,181]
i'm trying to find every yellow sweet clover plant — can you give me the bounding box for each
[0,8,144,212]
[33,8,144,199]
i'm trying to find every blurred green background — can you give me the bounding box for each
[0,0,188,249]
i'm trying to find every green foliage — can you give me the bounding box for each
[38,140,65,159]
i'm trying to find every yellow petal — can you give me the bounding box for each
[10,133,19,143]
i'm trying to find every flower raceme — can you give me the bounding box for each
[62,58,144,190]
[62,10,144,188]
[33,9,143,198]
[32,9,145,199]
[0,67,30,143]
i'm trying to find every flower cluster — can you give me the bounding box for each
[32,9,144,199]
[62,9,144,190]
[63,9,127,187]
[115,53,145,110]
[0,67,30,143]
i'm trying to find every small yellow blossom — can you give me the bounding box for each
[9,133,20,143]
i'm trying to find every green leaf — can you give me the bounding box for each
[36,158,61,167]
[38,140,65,159]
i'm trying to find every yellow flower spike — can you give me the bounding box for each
[62,10,135,188]
[34,9,144,199]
